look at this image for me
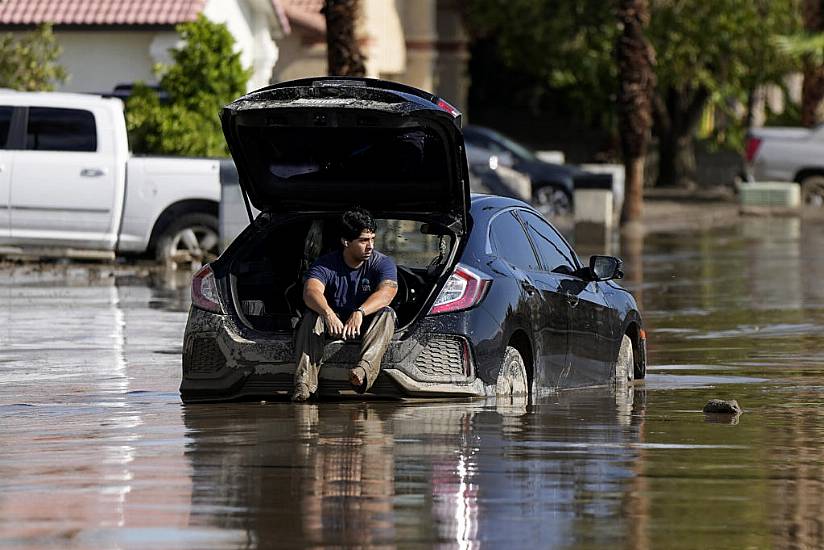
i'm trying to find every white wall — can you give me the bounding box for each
[55,31,168,93]
[204,0,279,91]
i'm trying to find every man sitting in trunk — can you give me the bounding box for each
[292,207,398,401]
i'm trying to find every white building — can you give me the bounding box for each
[0,0,290,94]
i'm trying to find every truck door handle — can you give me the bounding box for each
[80,168,106,177]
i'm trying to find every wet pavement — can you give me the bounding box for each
[1,217,823,549]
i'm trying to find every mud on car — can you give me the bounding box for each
[180,77,646,403]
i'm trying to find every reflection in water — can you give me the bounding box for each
[182,388,644,547]
[1,219,824,548]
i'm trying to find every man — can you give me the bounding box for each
[292,207,398,401]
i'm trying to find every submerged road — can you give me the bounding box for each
[1,216,823,548]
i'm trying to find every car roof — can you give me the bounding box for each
[470,192,532,212]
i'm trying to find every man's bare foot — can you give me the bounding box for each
[349,366,367,388]
[291,383,311,402]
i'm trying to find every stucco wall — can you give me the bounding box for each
[204,0,279,91]
[54,31,165,93]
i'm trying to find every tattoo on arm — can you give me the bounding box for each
[379,280,398,289]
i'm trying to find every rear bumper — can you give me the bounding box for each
[180,307,488,402]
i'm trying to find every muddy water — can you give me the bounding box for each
[1,217,823,549]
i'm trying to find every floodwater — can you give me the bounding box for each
[1,217,823,549]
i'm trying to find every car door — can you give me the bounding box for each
[0,106,13,240]
[489,209,570,389]
[519,210,616,386]
[10,106,117,248]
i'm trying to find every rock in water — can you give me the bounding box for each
[703,399,742,414]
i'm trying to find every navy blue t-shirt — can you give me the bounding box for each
[305,250,397,318]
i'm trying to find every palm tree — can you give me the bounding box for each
[617,0,655,225]
[324,0,366,77]
[801,0,824,127]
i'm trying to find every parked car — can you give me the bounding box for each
[462,125,583,217]
[0,90,227,265]
[179,77,646,403]
[744,126,824,207]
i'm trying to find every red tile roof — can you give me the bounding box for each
[0,0,289,30]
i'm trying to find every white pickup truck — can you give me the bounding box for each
[745,126,824,207]
[0,90,232,264]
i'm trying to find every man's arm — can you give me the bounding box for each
[303,278,344,337]
[342,280,398,340]
[358,280,398,315]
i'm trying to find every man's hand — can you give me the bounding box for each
[324,311,345,338]
[342,310,363,340]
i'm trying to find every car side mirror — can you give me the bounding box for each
[589,255,623,281]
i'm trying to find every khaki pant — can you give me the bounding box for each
[294,307,396,393]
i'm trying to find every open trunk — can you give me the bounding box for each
[227,214,458,333]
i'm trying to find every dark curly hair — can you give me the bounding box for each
[340,207,376,241]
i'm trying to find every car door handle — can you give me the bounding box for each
[80,168,106,177]
[565,291,579,308]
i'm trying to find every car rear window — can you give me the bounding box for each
[376,219,453,269]
[25,107,97,152]
[0,106,11,149]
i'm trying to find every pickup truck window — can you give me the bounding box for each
[0,106,11,149]
[26,107,97,152]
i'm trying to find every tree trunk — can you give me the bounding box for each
[653,86,708,187]
[657,132,696,187]
[802,0,824,127]
[616,0,655,225]
[324,0,366,77]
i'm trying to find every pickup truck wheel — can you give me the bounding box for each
[533,185,572,218]
[801,175,824,208]
[156,213,219,269]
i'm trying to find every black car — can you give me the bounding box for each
[180,78,645,403]
[463,125,582,217]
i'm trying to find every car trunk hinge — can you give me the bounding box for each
[241,187,254,224]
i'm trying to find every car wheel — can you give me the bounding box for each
[801,175,824,208]
[614,334,635,386]
[496,346,529,397]
[156,212,219,270]
[533,185,572,217]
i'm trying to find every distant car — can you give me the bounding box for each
[179,77,646,403]
[462,125,582,217]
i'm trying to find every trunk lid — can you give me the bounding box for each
[220,77,469,233]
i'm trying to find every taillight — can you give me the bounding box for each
[429,264,491,315]
[436,98,461,118]
[191,264,223,314]
[744,136,762,163]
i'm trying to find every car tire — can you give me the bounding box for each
[496,346,529,397]
[533,185,572,218]
[155,212,220,269]
[614,334,635,386]
[800,175,824,208]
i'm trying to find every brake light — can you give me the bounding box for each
[436,98,461,118]
[744,137,762,163]
[191,264,223,314]
[429,264,491,315]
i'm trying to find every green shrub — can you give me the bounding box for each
[126,15,250,157]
